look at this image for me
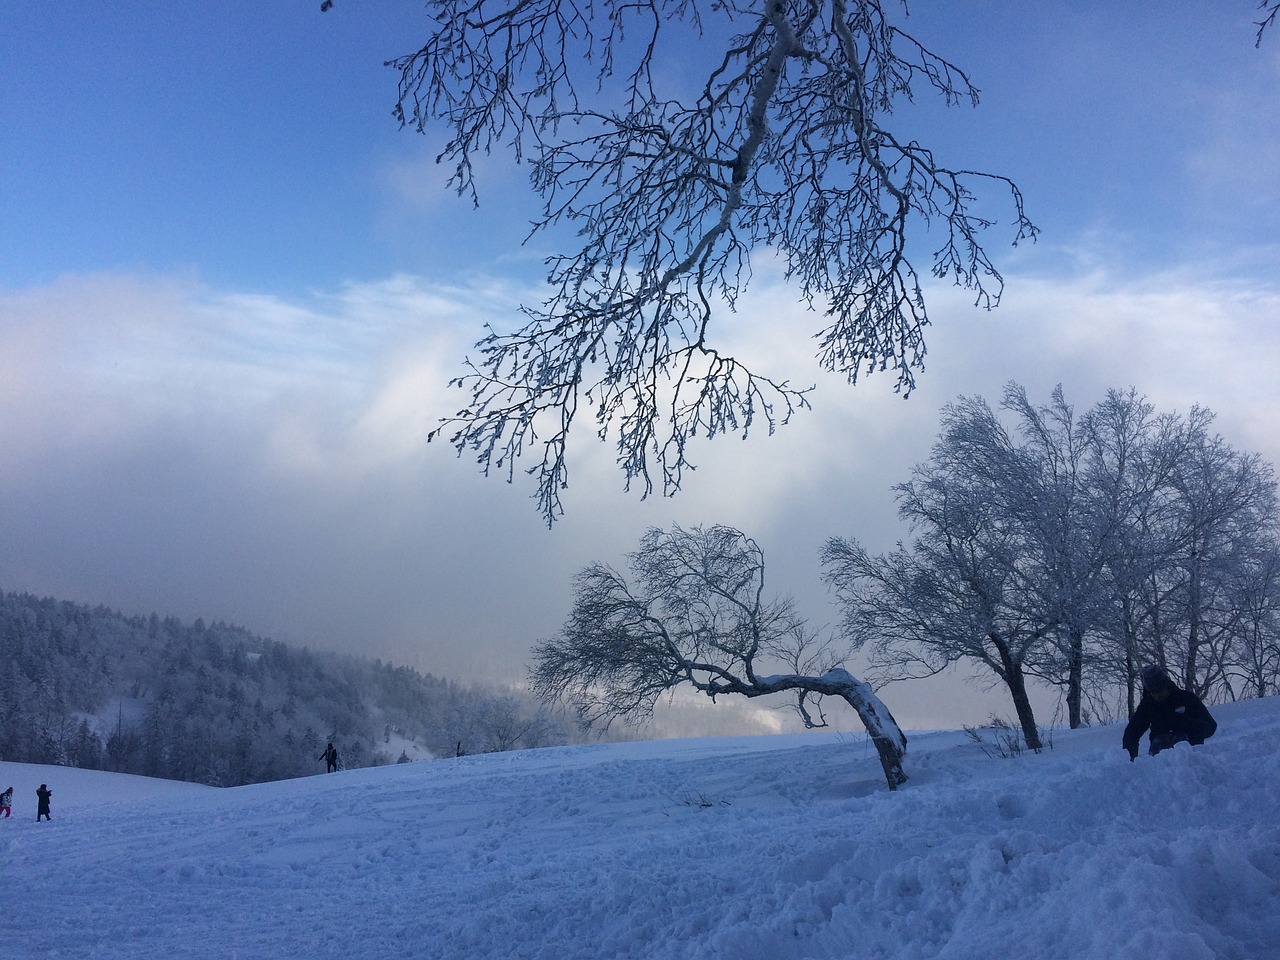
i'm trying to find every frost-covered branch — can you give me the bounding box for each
[530,524,908,789]
[388,0,1033,522]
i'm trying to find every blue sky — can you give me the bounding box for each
[2,2,1278,729]
[0,3,551,292]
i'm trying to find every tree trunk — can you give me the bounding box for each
[1185,549,1202,692]
[1066,627,1084,728]
[991,634,1042,751]
[731,668,909,791]
[824,669,908,790]
[1006,668,1043,752]
[1126,647,1136,718]
[1122,596,1137,717]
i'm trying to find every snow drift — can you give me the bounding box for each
[3,698,1278,959]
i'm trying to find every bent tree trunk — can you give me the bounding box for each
[832,669,909,789]
[753,668,908,789]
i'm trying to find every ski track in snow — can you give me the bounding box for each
[3,699,1279,959]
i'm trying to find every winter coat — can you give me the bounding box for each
[1122,685,1217,758]
[0,787,12,807]
[36,785,51,814]
[320,745,338,769]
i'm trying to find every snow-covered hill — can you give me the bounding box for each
[4,698,1278,959]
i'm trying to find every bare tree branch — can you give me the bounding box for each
[385,0,1034,522]
[1258,1,1279,45]
[529,524,909,789]
[315,3,1278,521]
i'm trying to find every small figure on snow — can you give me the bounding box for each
[1123,665,1217,761]
[320,742,339,773]
[36,783,52,822]
[0,785,12,818]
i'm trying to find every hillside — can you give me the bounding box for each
[3,697,1277,959]
[0,590,571,784]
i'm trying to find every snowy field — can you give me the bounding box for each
[3,698,1279,960]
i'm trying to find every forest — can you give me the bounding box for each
[0,591,573,785]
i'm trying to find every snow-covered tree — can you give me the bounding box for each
[1228,539,1280,698]
[530,524,908,789]
[825,384,1280,744]
[372,0,1034,522]
[330,0,1273,523]
[458,696,569,754]
[1143,411,1278,697]
[823,408,1049,750]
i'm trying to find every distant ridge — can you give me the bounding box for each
[0,589,572,785]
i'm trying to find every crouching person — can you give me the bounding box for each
[1123,665,1217,761]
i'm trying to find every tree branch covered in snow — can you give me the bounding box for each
[823,383,1280,750]
[529,523,908,789]
[384,0,1033,522]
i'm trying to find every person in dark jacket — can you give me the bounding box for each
[1123,665,1217,760]
[1,785,12,818]
[320,742,339,773]
[36,783,52,822]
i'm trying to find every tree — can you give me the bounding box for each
[1084,402,1279,705]
[367,0,1034,522]
[461,695,567,753]
[1149,413,1278,697]
[992,387,1082,723]
[320,2,1272,522]
[822,402,1048,751]
[1228,539,1280,698]
[825,384,1280,743]
[1075,388,1182,716]
[0,589,583,785]
[529,524,908,789]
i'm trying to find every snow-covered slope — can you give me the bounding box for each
[4,698,1278,959]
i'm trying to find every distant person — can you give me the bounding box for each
[0,785,12,818]
[36,783,52,822]
[320,742,339,773]
[1123,665,1217,760]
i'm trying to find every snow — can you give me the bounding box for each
[4,698,1279,960]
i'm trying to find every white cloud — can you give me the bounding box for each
[0,260,1276,729]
